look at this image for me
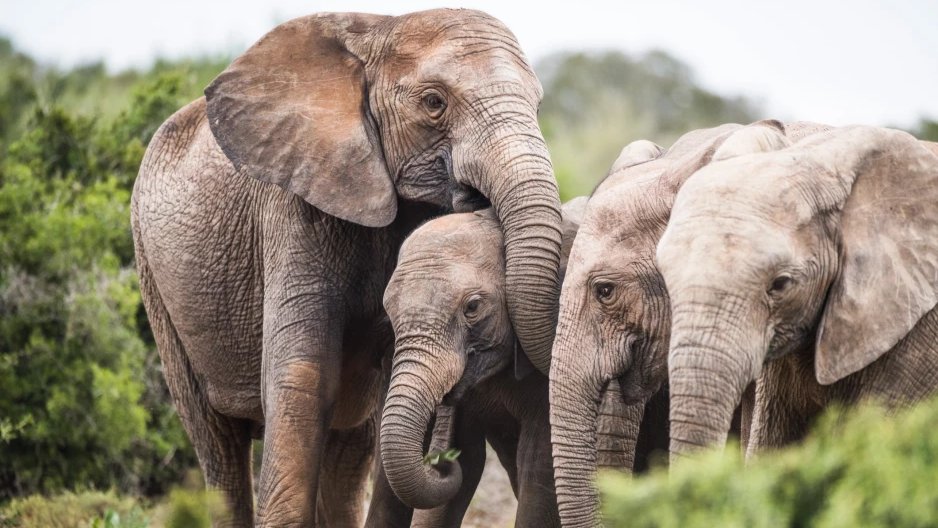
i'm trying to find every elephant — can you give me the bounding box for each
[657,123,938,459]
[546,121,803,527]
[380,198,657,526]
[131,9,562,527]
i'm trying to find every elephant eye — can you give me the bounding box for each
[768,274,794,295]
[422,92,447,117]
[594,282,615,304]
[464,295,482,318]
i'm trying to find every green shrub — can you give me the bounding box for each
[0,491,144,528]
[0,45,208,498]
[601,397,938,528]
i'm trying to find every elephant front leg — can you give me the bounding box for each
[747,352,824,458]
[318,410,378,526]
[256,356,341,526]
[514,412,561,528]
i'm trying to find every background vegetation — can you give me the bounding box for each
[1,33,936,526]
[601,396,938,528]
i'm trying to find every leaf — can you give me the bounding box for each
[423,448,461,467]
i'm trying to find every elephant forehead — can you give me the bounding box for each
[675,155,817,227]
[387,10,538,94]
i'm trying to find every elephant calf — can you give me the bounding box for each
[380,200,607,527]
[658,124,938,457]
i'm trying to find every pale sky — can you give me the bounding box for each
[3,0,936,127]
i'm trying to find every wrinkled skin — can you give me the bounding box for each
[658,124,938,460]
[381,201,589,526]
[547,123,782,527]
[132,9,562,527]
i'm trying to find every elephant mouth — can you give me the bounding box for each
[615,374,648,406]
[452,183,491,213]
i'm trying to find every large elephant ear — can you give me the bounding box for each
[814,127,938,384]
[205,13,396,228]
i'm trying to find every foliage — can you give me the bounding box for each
[0,474,221,528]
[423,448,462,466]
[0,39,215,499]
[535,50,760,199]
[600,396,938,528]
[0,491,145,528]
[911,117,938,142]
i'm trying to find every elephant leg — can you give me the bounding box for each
[365,377,414,528]
[633,385,670,474]
[513,411,561,528]
[412,414,487,528]
[318,413,377,527]
[747,352,824,458]
[137,251,253,527]
[256,356,340,526]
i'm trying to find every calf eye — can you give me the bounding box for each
[768,275,794,294]
[464,295,482,317]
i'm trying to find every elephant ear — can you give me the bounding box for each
[559,196,588,277]
[609,140,664,174]
[205,13,397,228]
[712,120,790,162]
[814,127,938,384]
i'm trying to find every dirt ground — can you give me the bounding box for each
[462,445,518,528]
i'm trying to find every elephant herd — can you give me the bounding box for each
[130,8,938,528]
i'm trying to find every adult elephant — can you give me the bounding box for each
[548,122,770,528]
[657,124,938,458]
[131,9,562,527]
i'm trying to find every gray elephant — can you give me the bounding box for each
[657,124,938,458]
[547,122,802,527]
[131,9,562,527]
[381,198,660,527]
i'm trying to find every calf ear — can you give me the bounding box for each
[813,127,938,384]
[205,13,397,227]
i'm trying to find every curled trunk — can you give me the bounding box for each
[380,337,464,509]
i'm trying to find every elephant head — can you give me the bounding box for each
[657,125,938,457]
[381,200,584,509]
[204,9,562,373]
[548,123,773,527]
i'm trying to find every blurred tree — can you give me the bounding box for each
[912,117,938,141]
[0,38,220,497]
[535,50,760,199]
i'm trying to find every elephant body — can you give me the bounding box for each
[658,123,938,457]
[133,98,425,527]
[133,9,562,527]
[547,123,782,527]
[381,200,651,527]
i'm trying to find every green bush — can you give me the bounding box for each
[0,491,145,528]
[0,41,212,498]
[601,397,938,527]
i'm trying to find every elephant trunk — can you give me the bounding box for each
[380,334,465,509]
[667,304,758,462]
[549,322,605,528]
[596,380,643,472]
[460,112,562,374]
